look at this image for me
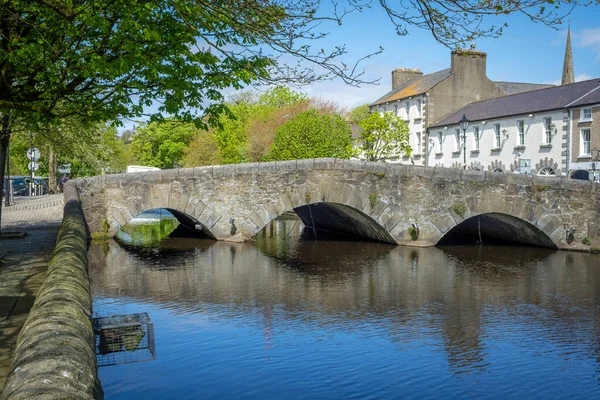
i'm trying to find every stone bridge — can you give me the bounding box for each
[71,158,600,251]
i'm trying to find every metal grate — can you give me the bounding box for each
[93,313,156,367]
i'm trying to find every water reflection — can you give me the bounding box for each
[90,220,600,399]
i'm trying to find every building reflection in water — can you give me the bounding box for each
[89,219,600,379]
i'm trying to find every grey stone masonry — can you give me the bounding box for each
[74,158,600,251]
[2,183,101,400]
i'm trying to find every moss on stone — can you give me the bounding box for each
[451,202,467,218]
[305,192,311,204]
[369,193,378,209]
[409,226,419,241]
[583,236,591,245]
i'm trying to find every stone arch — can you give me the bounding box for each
[532,157,562,176]
[469,161,483,171]
[286,202,397,244]
[436,212,558,249]
[111,207,215,240]
[487,160,506,173]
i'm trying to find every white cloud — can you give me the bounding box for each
[576,28,600,59]
[575,73,593,82]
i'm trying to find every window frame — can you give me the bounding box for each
[581,128,591,156]
[473,126,480,150]
[455,129,461,151]
[416,99,422,118]
[544,117,552,145]
[416,131,421,154]
[494,124,501,148]
[517,120,525,146]
[438,132,443,152]
[405,101,410,118]
[581,107,593,122]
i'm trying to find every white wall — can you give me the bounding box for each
[426,110,566,175]
[369,94,427,164]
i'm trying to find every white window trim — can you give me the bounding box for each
[473,126,480,150]
[454,129,461,151]
[581,128,591,157]
[438,132,443,152]
[581,107,593,123]
[517,120,525,146]
[544,117,552,145]
[405,101,410,119]
[494,124,501,148]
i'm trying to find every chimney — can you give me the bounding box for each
[392,68,423,90]
[450,50,487,80]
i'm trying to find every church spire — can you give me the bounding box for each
[562,26,574,85]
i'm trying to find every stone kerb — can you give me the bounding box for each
[3,182,101,400]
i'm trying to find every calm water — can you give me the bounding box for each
[89,219,600,399]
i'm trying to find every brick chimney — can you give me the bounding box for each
[392,68,423,90]
[450,50,487,81]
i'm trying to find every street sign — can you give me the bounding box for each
[26,148,40,161]
[28,161,39,172]
[58,163,72,174]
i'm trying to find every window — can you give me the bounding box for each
[519,159,531,175]
[474,126,480,150]
[416,132,421,154]
[544,117,552,144]
[581,128,591,155]
[416,100,422,118]
[538,166,556,176]
[494,124,501,148]
[393,104,398,115]
[581,108,593,122]
[455,129,461,151]
[382,107,386,113]
[517,120,525,146]
[438,132,443,152]
[405,101,410,118]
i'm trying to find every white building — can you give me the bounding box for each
[427,79,600,176]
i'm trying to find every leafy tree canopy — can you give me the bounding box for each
[131,121,197,169]
[358,111,411,162]
[347,104,371,125]
[268,108,354,161]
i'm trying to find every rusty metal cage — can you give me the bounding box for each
[93,313,156,367]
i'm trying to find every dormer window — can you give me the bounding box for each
[581,108,592,122]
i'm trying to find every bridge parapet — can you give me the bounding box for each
[73,159,600,251]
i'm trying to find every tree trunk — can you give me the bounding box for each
[0,115,11,234]
[48,146,58,194]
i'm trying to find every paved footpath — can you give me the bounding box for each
[0,195,64,391]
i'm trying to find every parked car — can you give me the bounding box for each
[2,176,29,197]
[34,177,49,194]
[126,165,161,173]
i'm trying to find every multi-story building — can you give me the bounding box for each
[426,79,600,176]
[369,49,552,164]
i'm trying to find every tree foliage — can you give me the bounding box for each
[358,112,411,162]
[183,132,222,167]
[347,104,371,125]
[268,109,354,161]
[131,121,197,169]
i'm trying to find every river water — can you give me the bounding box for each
[89,218,600,399]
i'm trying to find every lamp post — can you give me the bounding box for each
[458,114,470,169]
[591,147,600,182]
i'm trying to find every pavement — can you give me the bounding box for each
[0,194,64,391]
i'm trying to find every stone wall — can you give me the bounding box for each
[2,183,101,399]
[74,158,600,251]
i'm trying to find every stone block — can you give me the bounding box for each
[313,158,336,170]
[432,213,456,234]
[176,192,191,213]
[462,169,485,182]
[383,213,403,232]
[235,162,260,175]
[296,158,314,171]
[193,165,213,179]
[212,164,236,178]
[484,171,509,185]
[248,211,266,230]
[150,183,171,209]
[279,192,293,212]
[448,201,471,224]
[537,214,561,236]
[342,159,366,172]
[190,199,207,220]
[277,160,297,172]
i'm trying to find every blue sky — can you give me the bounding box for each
[298,2,600,110]
[121,3,600,130]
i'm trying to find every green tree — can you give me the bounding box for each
[183,132,222,167]
[268,109,354,161]
[358,112,411,162]
[0,1,587,228]
[347,104,371,125]
[131,121,197,169]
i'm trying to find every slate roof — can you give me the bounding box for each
[494,81,555,95]
[371,69,451,106]
[430,78,600,129]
